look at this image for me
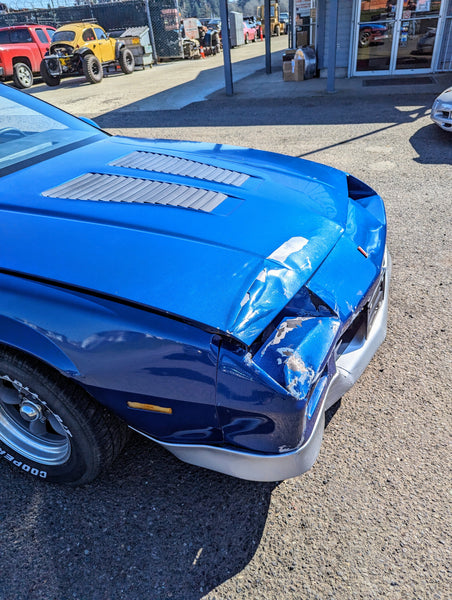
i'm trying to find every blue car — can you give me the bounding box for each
[0,85,391,485]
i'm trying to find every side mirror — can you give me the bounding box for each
[78,116,101,130]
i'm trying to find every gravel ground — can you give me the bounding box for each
[0,81,451,600]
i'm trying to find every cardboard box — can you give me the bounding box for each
[283,60,295,81]
[296,30,308,48]
[283,58,305,81]
[294,58,305,81]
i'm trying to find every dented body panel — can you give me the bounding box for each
[0,132,351,346]
[0,85,390,480]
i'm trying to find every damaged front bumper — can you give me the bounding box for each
[134,250,391,481]
[42,55,64,77]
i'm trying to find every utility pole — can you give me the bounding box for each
[219,0,233,95]
[265,0,271,73]
[327,0,338,93]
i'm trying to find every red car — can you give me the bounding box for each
[359,23,388,48]
[243,21,257,44]
[0,24,55,88]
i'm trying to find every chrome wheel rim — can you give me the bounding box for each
[0,374,71,465]
[17,66,32,86]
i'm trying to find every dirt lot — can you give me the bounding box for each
[0,48,451,600]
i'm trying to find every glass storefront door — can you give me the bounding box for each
[354,0,444,74]
[356,2,397,72]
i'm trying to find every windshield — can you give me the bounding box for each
[52,30,76,42]
[0,85,104,174]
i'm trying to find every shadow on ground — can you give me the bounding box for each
[90,92,452,166]
[29,69,129,94]
[94,92,432,130]
[409,122,452,164]
[0,435,276,600]
[0,397,344,600]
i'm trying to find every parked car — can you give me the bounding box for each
[207,18,221,31]
[280,11,289,32]
[40,22,134,86]
[0,84,390,485]
[358,23,388,48]
[0,24,55,88]
[201,29,221,55]
[244,16,261,39]
[243,21,257,43]
[431,87,452,132]
[244,16,259,27]
[416,27,436,55]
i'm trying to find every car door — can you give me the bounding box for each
[94,27,115,63]
[33,28,52,66]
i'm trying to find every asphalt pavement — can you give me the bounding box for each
[1,42,451,600]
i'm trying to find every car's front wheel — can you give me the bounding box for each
[39,61,60,87]
[119,48,135,74]
[13,62,33,89]
[0,348,129,485]
[359,30,371,48]
[83,55,103,84]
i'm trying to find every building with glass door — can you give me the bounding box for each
[299,0,452,76]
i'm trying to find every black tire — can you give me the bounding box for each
[244,34,249,44]
[39,61,60,87]
[83,54,103,84]
[12,62,33,89]
[359,30,371,48]
[119,48,135,74]
[0,348,129,485]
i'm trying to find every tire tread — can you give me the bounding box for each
[0,347,129,485]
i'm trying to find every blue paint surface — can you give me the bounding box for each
[0,85,388,455]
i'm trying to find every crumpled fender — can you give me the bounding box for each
[254,314,340,401]
[228,228,343,345]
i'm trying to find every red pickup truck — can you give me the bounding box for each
[0,24,55,88]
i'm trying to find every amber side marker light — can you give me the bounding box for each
[357,246,368,258]
[127,402,173,415]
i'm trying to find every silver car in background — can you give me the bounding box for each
[431,87,452,132]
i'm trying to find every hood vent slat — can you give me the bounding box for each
[42,173,227,213]
[109,151,250,187]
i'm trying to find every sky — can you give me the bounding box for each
[6,0,75,10]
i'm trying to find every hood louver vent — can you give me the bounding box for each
[42,173,227,213]
[109,151,250,187]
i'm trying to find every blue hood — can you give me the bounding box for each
[0,136,351,345]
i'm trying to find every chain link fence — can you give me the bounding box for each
[0,0,184,59]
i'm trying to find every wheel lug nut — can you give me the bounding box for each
[19,402,41,422]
